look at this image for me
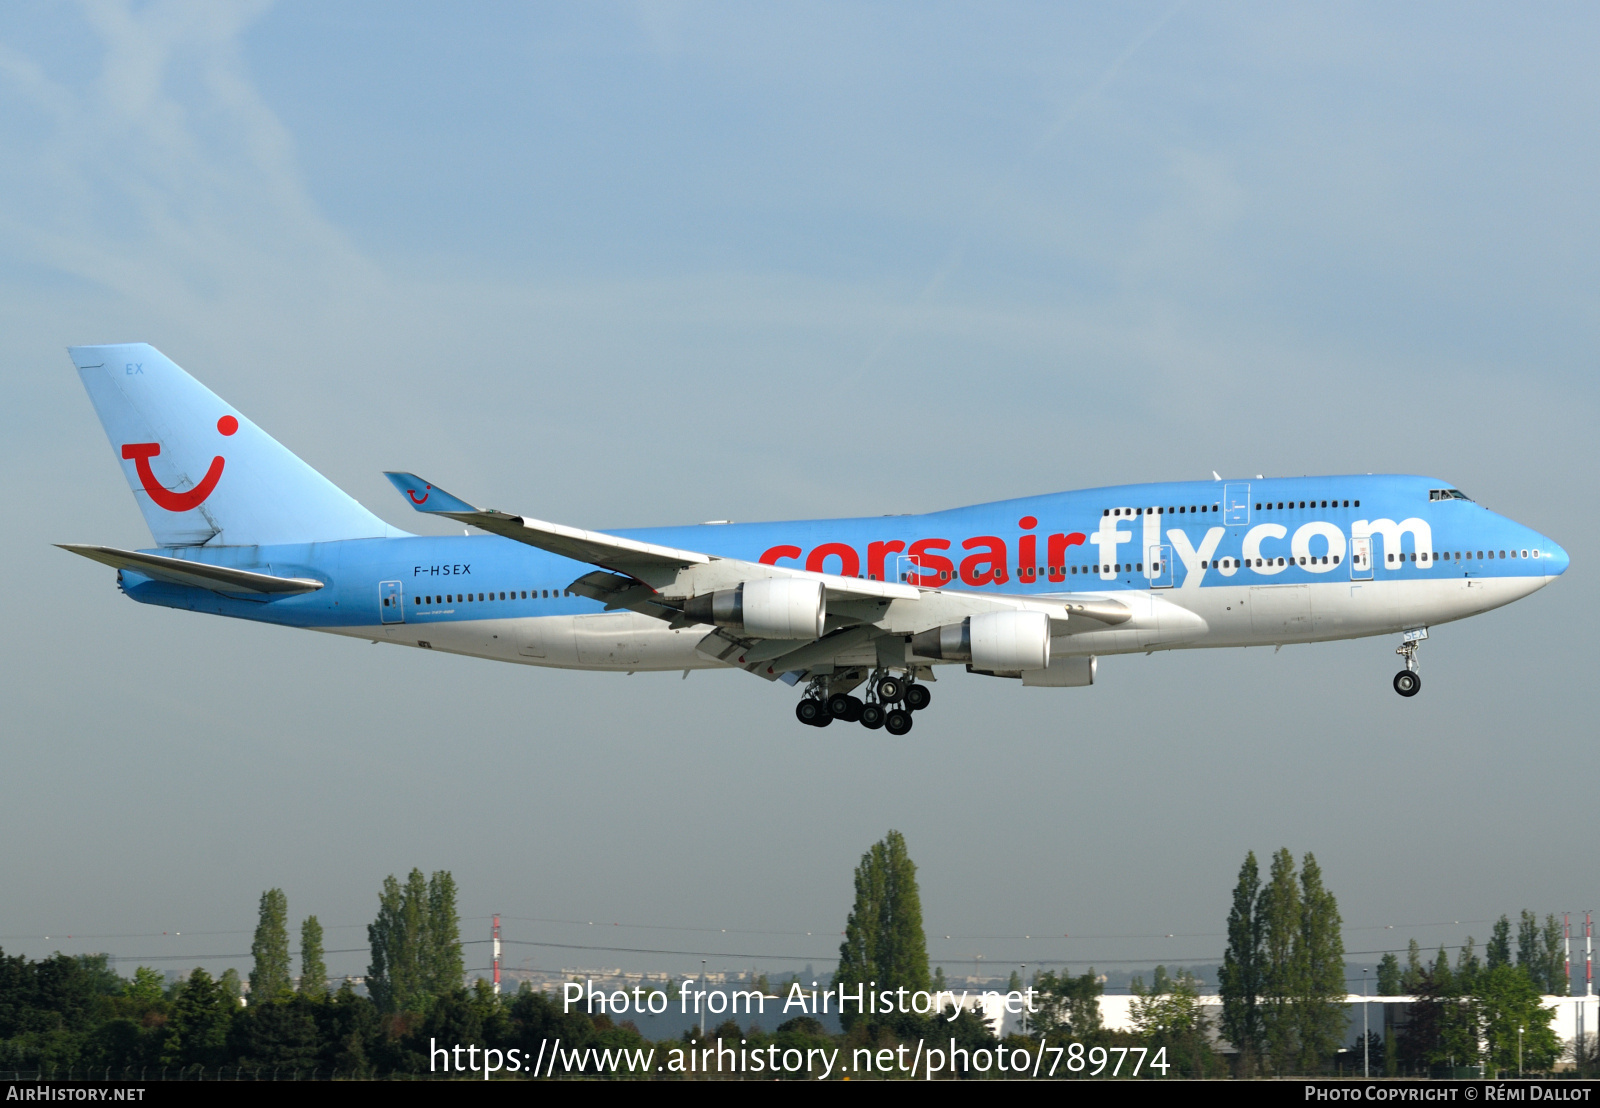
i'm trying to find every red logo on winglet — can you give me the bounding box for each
[121,415,236,512]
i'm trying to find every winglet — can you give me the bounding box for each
[383,472,479,514]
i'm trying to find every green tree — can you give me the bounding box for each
[1033,969,1103,1040]
[124,966,165,1003]
[1131,968,1216,1076]
[1456,937,1481,992]
[1540,914,1566,996]
[1487,916,1512,969]
[368,871,425,1014]
[1220,850,1265,1073]
[833,830,929,1029]
[299,916,327,999]
[249,888,292,1003]
[218,968,242,1004]
[1477,964,1560,1074]
[1260,848,1303,1074]
[1295,853,1345,1073]
[931,966,947,992]
[1401,938,1424,993]
[159,968,234,1068]
[425,872,463,996]
[1517,911,1540,979]
[1377,953,1402,996]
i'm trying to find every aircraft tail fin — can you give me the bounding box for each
[69,343,397,547]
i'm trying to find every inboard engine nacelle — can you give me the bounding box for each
[911,610,1051,671]
[683,578,826,640]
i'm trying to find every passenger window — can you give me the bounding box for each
[1136,562,1143,571]
[1254,503,1261,510]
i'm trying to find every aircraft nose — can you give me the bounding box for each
[1541,537,1569,576]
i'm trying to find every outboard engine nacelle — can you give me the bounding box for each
[911,610,1050,671]
[682,578,826,640]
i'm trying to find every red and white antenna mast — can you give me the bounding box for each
[493,914,502,995]
[1565,913,1571,994]
[1586,911,1593,997]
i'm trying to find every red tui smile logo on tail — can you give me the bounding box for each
[407,484,432,505]
[122,415,237,512]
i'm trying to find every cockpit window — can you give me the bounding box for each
[1430,488,1473,501]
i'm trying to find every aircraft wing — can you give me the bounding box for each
[58,544,324,595]
[382,472,1147,681]
[382,471,919,603]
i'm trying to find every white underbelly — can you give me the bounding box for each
[1129,575,1551,652]
[326,613,725,671]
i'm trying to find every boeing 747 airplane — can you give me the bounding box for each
[61,344,1568,733]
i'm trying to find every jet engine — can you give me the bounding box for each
[682,578,826,640]
[910,610,1051,672]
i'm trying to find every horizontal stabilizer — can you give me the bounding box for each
[58,545,324,595]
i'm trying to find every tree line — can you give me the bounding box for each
[1365,912,1568,1075]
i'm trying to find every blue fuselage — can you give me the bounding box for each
[119,475,1566,639]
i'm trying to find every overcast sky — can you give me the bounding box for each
[2,1,1595,989]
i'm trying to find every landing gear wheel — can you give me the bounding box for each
[884,709,914,736]
[827,693,864,721]
[876,675,904,703]
[1393,671,1421,697]
[905,684,931,711]
[859,703,886,729]
[796,699,826,726]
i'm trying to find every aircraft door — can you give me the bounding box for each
[1349,537,1373,580]
[379,580,405,623]
[1149,544,1174,588]
[1223,483,1251,526]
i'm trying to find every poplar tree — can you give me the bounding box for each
[299,916,327,998]
[249,888,292,1003]
[1259,848,1303,1074]
[1220,851,1265,1073]
[368,872,425,1013]
[1401,939,1424,993]
[833,830,929,1029]
[367,869,463,1013]
[426,871,464,996]
[1295,853,1345,1073]
[1486,916,1511,968]
[1516,910,1540,977]
[1540,914,1567,996]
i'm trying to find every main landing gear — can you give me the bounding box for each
[796,670,932,733]
[1392,628,1427,697]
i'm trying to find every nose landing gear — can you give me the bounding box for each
[1392,628,1426,697]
